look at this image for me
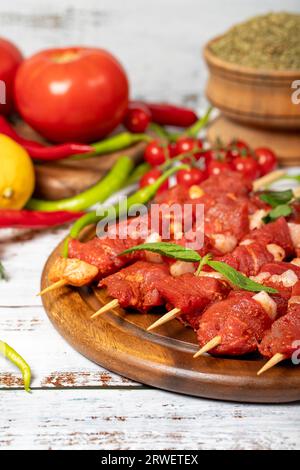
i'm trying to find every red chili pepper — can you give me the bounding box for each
[0,116,93,161]
[132,101,198,127]
[0,210,84,229]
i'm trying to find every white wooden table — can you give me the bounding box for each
[1,0,300,450]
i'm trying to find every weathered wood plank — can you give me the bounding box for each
[0,306,139,388]
[0,227,70,306]
[0,389,299,450]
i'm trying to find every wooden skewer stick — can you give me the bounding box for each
[252,169,285,192]
[193,335,222,358]
[257,353,286,376]
[37,279,68,296]
[147,308,181,331]
[90,298,120,319]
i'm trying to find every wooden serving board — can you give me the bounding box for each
[14,120,146,201]
[41,229,300,403]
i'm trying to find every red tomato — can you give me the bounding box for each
[123,103,151,133]
[139,168,169,193]
[226,139,250,160]
[254,147,277,176]
[199,149,213,167]
[0,38,23,115]
[208,160,232,176]
[231,156,260,180]
[177,168,207,187]
[144,141,166,166]
[14,47,129,143]
[167,142,178,158]
[175,137,203,158]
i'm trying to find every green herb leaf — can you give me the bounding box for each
[121,242,201,262]
[207,260,277,294]
[121,242,278,294]
[195,253,212,275]
[0,262,7,281]
[260,189,294,208]
[263,204,293,224]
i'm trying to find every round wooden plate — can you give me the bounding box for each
[41,230,300,403]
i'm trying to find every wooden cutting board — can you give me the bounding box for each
[14,120,147,200]
[41,228,300,404]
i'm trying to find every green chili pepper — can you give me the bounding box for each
[0,340,31,392]
[160,106,213,142]
[0,261,7,281]
[73,132,152,160]
[27,156,134,213]
[63,164,188,257]
[185,106,213,138]
[149,123,172,140]
[125,162,151,186]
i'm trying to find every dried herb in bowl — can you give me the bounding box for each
[210,12,300,70]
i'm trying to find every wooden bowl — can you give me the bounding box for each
[204,37,300,130]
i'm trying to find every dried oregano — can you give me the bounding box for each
[210,12,300,70]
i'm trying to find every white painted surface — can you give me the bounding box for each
[1,390,299,450]
[0,0,300,450]
[1,0,299,104]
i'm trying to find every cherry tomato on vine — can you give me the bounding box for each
[177,168,207,187]
[144,140,167,166]
[198,149,213,167]
[167,142,178,159]
[123,103,151,133]
[175,137,203,159]
[231,156,260,180]
[226,139,250,162]
[140,168,169,193]
[208,160,232,176]
[254,147,277,176]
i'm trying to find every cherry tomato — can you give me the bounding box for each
[175,137,203,159]
[139,168,169,193]
[177,168,207,187]
[167,142,178,159]
[201,149,213,166]
[209,148,230,164]
[254,147,277,176]
[231,156,260,180]
[123,103,151,133]
[144,140,167,166]
[208,160,232,176]
[0,38,23,115]
[14,47,129,143]
[226,139,250,161]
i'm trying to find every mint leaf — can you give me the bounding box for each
[121,242,201,262]
[260,190,293,208]
[121,242,278,294]
[207,260,277,294]
[195,253,212,275]
[263,204,293,224]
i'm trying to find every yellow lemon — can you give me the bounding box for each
[0,134,35,209]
